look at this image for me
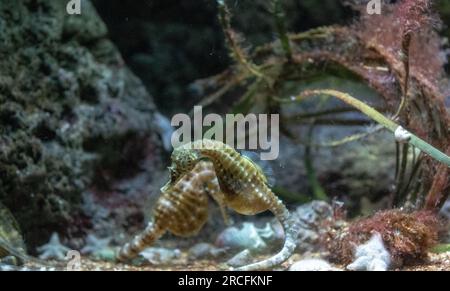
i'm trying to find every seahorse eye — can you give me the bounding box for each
[169,147,201,184]
[168,166,180,184]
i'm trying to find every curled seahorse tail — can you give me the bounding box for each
[116,222,165,262]
[234,195,299,271]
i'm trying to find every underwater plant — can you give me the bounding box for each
[325,209,441,267]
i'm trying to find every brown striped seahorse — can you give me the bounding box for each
[117,139,299,271]
[117,161,228,261]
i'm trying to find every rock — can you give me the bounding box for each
[294,201,334,227]
[91,247,117,262]
[188,243,227,260]
[0,264,18,271]
[0,256,20,267]
[0,0,162,248]
[226,250,254,268]
[346,233,391,271]
[277,200,334,253]
[440,200,450,243]
[289,259,341,271]
[215,222,278,253]
[440,199,450,220]
[139,247,182,265]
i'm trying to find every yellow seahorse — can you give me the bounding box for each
[118,139,299,271]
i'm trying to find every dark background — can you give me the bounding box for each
[92,0,356,113]
[92,0,450,113]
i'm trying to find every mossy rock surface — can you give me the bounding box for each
[0,0,161,248]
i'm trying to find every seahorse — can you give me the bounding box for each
[118,139,299,270]
[116,161,230,261]
[169,139,299,271]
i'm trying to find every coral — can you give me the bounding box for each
[80,234,111,256]
[325,210,440,266]
[289,258,340,271]
[37,233,70,261]
[346,233,391,271]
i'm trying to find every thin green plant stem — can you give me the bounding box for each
[217,0,264,79]
[305,126,328,201]
[432,244,450,254]
[280,89,450,168]
[271,0,292,60]
[395,143,409,204]
[313,125,384,148]
[403,154,423,206]
[284,107,386,120]
[395,142,400,182]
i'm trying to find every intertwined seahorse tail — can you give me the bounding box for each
[117,222,165,262]
[174,139,299,270]
[234,194,300,271]
[119,139,298,270]
[117,162,216,262]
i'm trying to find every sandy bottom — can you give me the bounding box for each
[23,252,450,271]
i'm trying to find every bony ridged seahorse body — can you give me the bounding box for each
[118,139,299,271]
[117,161,228,261]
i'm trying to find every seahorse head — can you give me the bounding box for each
[167,139,232,186]
[168,143,201,185]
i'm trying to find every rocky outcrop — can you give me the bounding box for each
[0,0,163,248]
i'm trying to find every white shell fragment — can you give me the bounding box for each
[346,233,391,271]
[394,126,412,143]
[289,259,341,271]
